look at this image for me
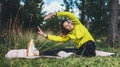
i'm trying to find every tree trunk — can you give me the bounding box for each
[107,0,119,47]
[0,3,1,30]
[81,0,85,24]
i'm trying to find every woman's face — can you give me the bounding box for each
[63,21,74,31]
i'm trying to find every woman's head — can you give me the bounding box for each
[60,20,74,36]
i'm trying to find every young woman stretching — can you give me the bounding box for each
[38,12,96,57]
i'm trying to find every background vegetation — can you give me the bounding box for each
[0,0,120,67]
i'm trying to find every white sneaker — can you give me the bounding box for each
[27,39,36,57]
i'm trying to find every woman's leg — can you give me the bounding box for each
[76,40,96,57]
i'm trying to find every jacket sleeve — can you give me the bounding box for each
[56,12,80,24]
[47,34,69,42]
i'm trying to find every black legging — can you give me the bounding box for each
[75,40,96,57]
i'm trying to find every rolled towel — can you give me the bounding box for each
[5,49,27,59]
[95,50,115,56]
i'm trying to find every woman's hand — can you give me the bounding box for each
[44,13,56,20]
[37,26,47,38]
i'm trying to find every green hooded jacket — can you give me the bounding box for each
[47,12,94,48]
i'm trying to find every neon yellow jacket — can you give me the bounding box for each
[47,12,94,48]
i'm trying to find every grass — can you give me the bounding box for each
[0,55,120,67]
[0,30,120,67]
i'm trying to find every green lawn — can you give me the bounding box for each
[0,53,120,67]
[0,32,120,67]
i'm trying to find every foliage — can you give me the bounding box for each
[0,0,120,66]
[63,0,110,37]
[0,0,120,59]
[39,16,61,34]
[1,0,119,38]
[0,0,44,32]
[0,31,120,67]
[19,0,44,29]
[0,0,20,31]
[63,0,75,11]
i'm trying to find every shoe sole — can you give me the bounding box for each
[27,39,33,56]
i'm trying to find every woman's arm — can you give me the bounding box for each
[38,26,47,38]
[47,34,69,42]
[44,13,56,20]
[44,12,81,24]
[56,12,80,24]
[38,26,69,42]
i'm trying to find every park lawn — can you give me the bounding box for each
[0,53,120,67]
[0,32,120,67]
[0,41,120,67]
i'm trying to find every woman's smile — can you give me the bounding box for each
[63,21,74,31]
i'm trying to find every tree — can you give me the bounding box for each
[75,0,86,24]
[0,1,2,32]
[64,0,86,24]
[19,0,44,29]
[0,0,20,31]
[107,0,119,46]
[118,1,120,36]
[86,0,109,37]
[81,0,85,24]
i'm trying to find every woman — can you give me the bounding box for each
[38,12,96,57]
